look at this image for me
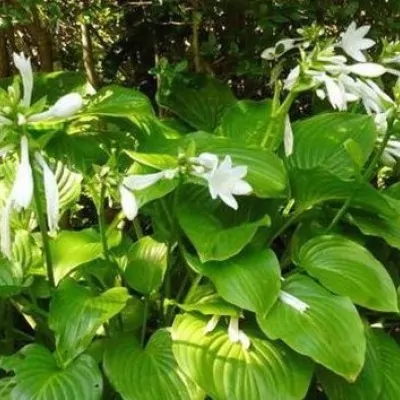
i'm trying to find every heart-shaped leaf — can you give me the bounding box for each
[178,187,268,262]
[124,236,168,295]
[257,274,366,380]
[295,235,398,312]
[172,313,314,400]
[319,328,400,400]
[1,344,102,400]
[49,279,129,363]
[103,329,201,400]
[193,248,281,314]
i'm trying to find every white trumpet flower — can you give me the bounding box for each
[29,93,84,122]
[119,183,138,221]
[204,315,220,334]
[123,169,178,191]
[10,136,33,210]
[279,290,309,313]
[119,168,178,221]
[339,22,375,62]
[284,116,294,156]
[193,154,252,210]
[35,153,60,233]
[13,52,33,107]
[261,38,302,61]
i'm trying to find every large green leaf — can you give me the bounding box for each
[55,161,83,210]
[49,279,129,363]
[348,212,400,250]
[124,236,168,295]
[50,228,120,284]
[158,73,236,132]
[295,235,398,312]
[194,248,281,314]
[218,99,283,148]
[290,113,376,178]
[103,329,201,400]
[257,274,366,380]
[172,313,314,400]
[2,344,102,400]
[177,187,268,262]
[319,328,400,400]
[83,85,154,122]
[290,168,397,218]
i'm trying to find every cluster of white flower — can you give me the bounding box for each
[119,152,253,221]
[0,53,83,259]
[262,22,400,164]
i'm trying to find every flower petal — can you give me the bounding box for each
[35,153,60,233]
[284,115,294,156]
[13,52,33,108]
[219,192,238,210]
[347,63,386,77]
[119,185,138,221]
[10,136,33,210]
[232,180,252,196]
[279,290,309,313]
[228,317,240,343]
[123,171,165,191]
[0,200,13,259]
[204,315,220,334]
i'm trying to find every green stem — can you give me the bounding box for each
[141,297,149,347]
[98,182,110,261]
[326,126,393,232]
[183,274,202,304]
[133,218,143,239]
[267,212,300,247]
[260,89,298,148]
[32,164,55,288]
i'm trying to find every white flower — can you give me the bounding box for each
[204,315,220,334]
[339,22,375,62]
[345,63,386,78]
[123,168,178,191]
[10,136,33,210]
[261,38,301,61]
[374,113,389,135]
[204,315,250,350]
[29,93,83,122]
[13,52,33,107]
[197,155,252,210]
[35,153,60,233]
[283,66,300,90]
[119,183,138,221]
[279,290,309,313]
[0,200,13,259]
[381,138,400,166]
[190,152,219,175]
[283,116,294,156]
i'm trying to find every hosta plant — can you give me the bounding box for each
[0,21,400,400]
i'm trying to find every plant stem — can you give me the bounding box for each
[98,182,110,261]
[141,297,149,347]
[32,164,55,288]
[326,126,393,232]
[133,218,143,239]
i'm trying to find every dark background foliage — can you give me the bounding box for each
[1,0,400,100]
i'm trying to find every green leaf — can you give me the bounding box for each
[290,113,376,178]
[124,236,168,295]
[319,328,400,400]
[176,283,241,317]
[3,344,102,400]
[295,235,398,312]
[158,73,236,132]
[348,212,400,250]
[196,248,281,314]
[83,85,154,122]
[290,168,397,218]
[103,329,201,400]
[0,378,15,399]
[218,99,283,148]
[50,228,120,284]
[257,274,366,380]
[172,313,314,400]
[177,187,268,262]
[49,279,129,363]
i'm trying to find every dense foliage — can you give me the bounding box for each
[1,2,400,400]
